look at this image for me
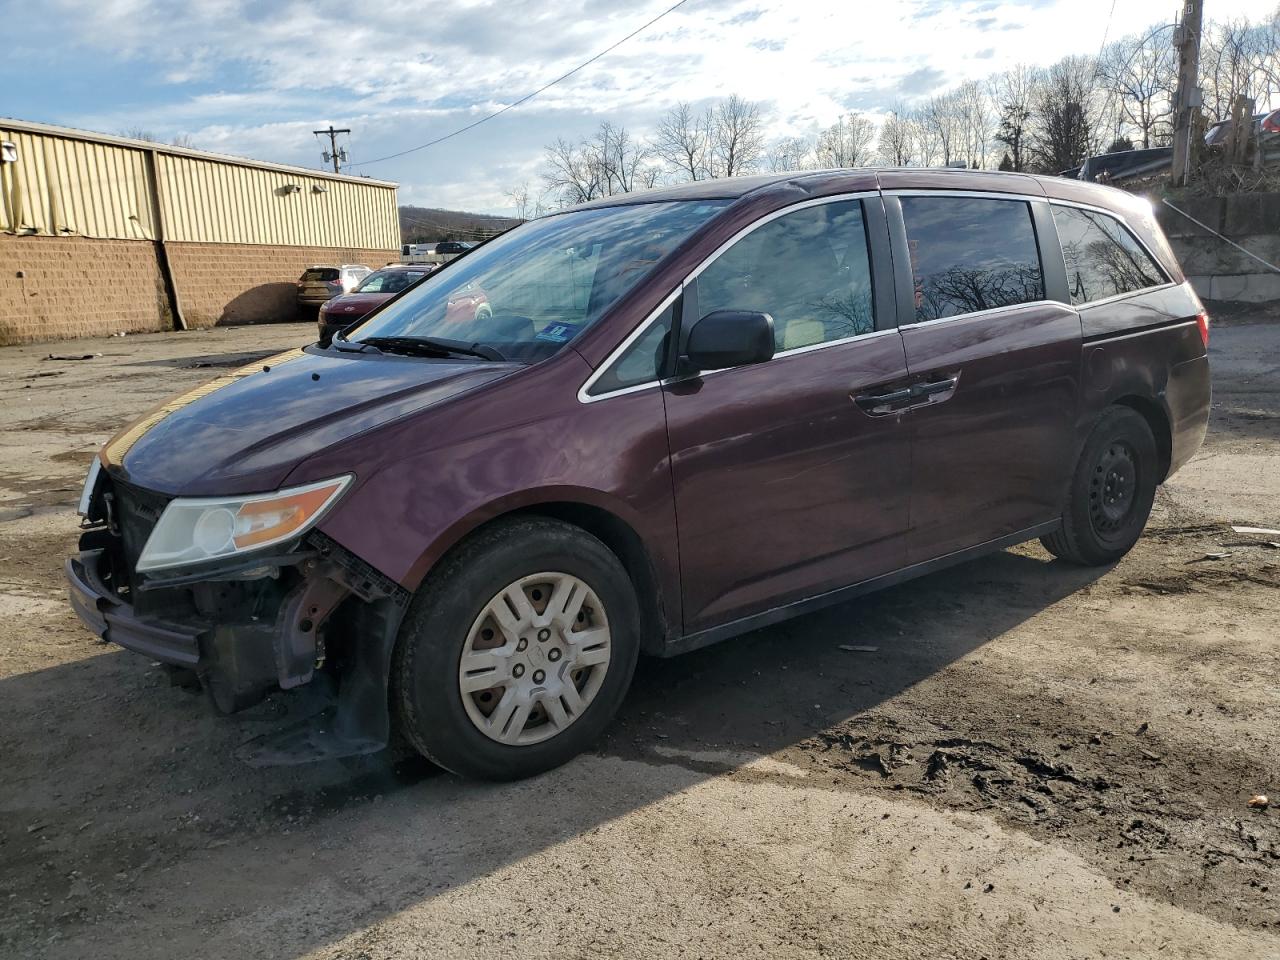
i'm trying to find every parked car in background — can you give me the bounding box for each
[400,243,437,262]
[318,264,434,345]
[319,268,490,346]
[68,168,1209,782]
[1204,108,1280,145]
[435,240,474,257]
[400,240,475,266]
[296,264,371,311]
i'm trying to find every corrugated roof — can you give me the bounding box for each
[0,117,397,188]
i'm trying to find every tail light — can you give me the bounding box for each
[1195,311,1210,349]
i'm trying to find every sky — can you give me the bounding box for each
[3,0,1276,214]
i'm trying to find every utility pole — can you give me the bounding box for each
[313,125,350,174]
[1170,0,1203,187]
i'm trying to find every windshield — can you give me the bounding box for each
[356,269,431,294]
[350,200,729,361]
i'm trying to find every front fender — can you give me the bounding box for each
[296,353,680,624]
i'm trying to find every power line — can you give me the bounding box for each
[348,0,693,168]
[1096,0,1120,57]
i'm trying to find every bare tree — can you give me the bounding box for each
[541,137,606,206]
[505,182,533,220]
[766,135,815,172]
[956,80,993,168]
[542,124,658,206]
[706,94,766,177]
[1201,17,1274,122]
[597,122,658,194]
[878,109,916,166]
[910,106,942,167]
[654,102,708,181]
[991,64,1040,171]
[815,112,877,167]
[1099,28,1176,148]
[1028,55,1103,173]
[122,128,197,149]
[920,92,963,166]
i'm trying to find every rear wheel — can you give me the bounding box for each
[392,518,640,780]
[1041,406,1158,566]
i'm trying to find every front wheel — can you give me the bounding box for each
[1041,406,1158,566]
[392,518,640,780]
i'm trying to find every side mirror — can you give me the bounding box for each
[683,310,775,371]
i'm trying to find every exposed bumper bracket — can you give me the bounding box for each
[66,551,203,666]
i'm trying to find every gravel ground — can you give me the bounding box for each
[0,320,1277,960]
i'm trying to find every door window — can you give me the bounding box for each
[694,199,875,352]
[899,196,1044,322]
[1051,205,1167,305]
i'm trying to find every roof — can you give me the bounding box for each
[563,166,1118,212]
[0,116,398,188]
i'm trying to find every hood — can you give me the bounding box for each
[323,292,391,319]
[103,345,517,496]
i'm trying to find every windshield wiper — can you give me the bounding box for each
[358,335,507,362]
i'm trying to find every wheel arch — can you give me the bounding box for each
[1111,394,1172,481]
[410,495,675,656]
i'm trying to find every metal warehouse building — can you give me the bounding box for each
[0,118,399,345]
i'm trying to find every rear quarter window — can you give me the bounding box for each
[1051,205,1168,306]
[900,196,1045,322]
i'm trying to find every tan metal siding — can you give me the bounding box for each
[0,128,151,238]
[1,125,399,248]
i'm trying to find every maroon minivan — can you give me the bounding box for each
[67,169,1210,780]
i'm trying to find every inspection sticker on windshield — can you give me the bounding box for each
[535,323,580,343]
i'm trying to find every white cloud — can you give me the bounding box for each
[4,0,1277,213]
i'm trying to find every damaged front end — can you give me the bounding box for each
[66,466,408,765]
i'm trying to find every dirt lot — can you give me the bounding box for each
[1,321,1277,960]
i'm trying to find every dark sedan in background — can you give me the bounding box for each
[317,264,434,344]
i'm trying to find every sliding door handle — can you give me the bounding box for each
[911,376,958,399]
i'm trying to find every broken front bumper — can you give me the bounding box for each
[65,531,409,764]
[66,549,202,667]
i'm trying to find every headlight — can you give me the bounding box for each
[77,456,103,517]
[136,475,352,573]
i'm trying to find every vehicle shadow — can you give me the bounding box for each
[216,282,305,326]
[0,548,1107,959]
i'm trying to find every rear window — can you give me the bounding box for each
[356,270,430,294]
[900,196,1045,323]
[302,268,339,282]
[1051,205,1167,306]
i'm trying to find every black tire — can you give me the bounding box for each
[391,517,640,781]
[1041,406,1158,566]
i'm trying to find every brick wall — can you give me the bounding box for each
[0,234,171,345]
[0,235,398,345]
[167,242,397,329]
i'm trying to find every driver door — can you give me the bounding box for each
[663,196,913,633]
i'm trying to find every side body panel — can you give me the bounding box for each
[898,303,1083,561]
[885,191,1083,563]
[1076,282,1209,479]
[294,349,685,634]
[663,332,912,631]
